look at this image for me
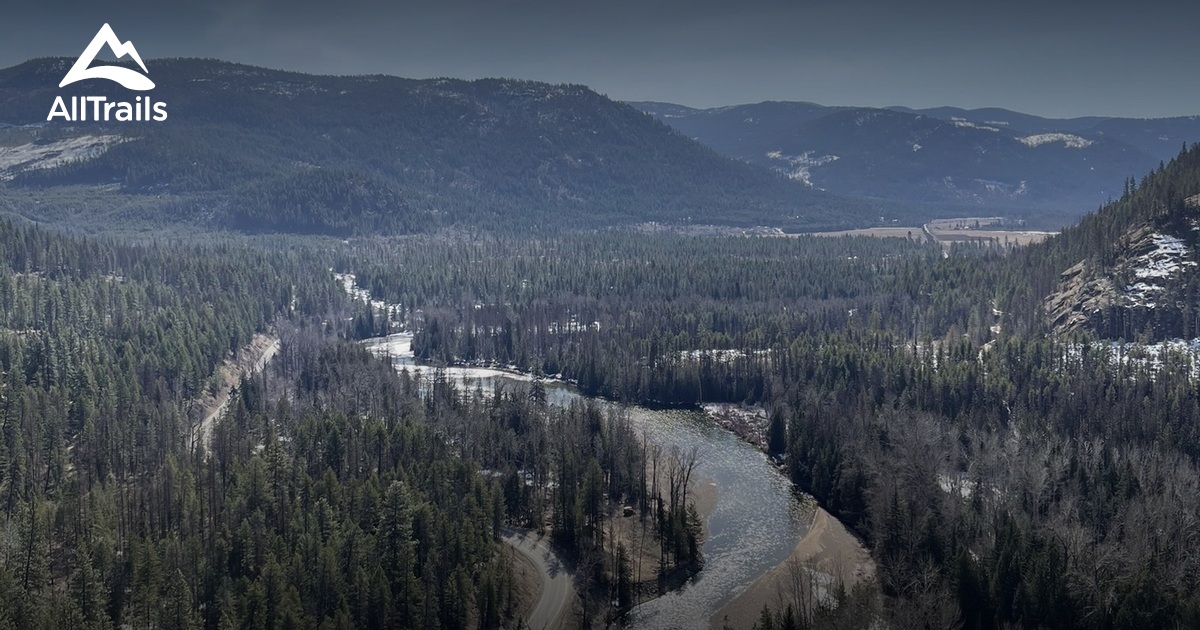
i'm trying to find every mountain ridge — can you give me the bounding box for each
[0,58,891,235]
[632,100,1200,226]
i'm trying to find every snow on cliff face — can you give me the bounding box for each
[1131,234,1194,279]
[1123,234,1198,308]
[1124,282,1162,308]
[1020,133,1094,149]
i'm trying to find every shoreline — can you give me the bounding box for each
[708,507,875,630]
[617,475,719,612]
[699,403,876,630]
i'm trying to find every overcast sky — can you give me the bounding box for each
[4,0,1197,118]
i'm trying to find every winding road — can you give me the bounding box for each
[502,529,577,629]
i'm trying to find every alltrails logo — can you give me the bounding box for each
[47,24,168,122]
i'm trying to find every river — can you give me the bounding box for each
[364,333,813,629]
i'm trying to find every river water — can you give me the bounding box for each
[365,333,812,629]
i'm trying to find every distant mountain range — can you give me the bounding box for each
[0,58,895,236]
[631,101,1200,227]
[5,58,1196,236]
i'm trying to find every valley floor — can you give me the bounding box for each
[804,219,1055,249]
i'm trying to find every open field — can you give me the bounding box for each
[804,218,1057,248]
[927,228,1054,246]
[926,216,1009,230]
[805,227,927,240]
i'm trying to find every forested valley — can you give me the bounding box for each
[4,145,1200,629]
[0,220,696,628]
[345,146,1200,628]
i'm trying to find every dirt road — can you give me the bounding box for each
[502,529,579,629]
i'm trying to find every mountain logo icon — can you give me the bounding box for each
[60,24,155,91]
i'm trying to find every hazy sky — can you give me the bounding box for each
[4,0,1197,118]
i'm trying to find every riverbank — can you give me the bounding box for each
[709,504,875,629]
[703,403,769,449]
[700,403,876,629]
[509,475,717,630]
[608,475,718,610]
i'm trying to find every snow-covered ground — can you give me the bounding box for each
[1114,339,1200,379]
[544,318,601,334]
[1065,339,1200,381]
[365,332,413,361]
[0,134,124,180]
[332,271,403,320]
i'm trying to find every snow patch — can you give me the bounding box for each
[938,473,977,499]
[1020,133,1094,149]
[765,150,840,187]
[951,118,1001,132]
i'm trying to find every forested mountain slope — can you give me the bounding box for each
[999,144,1200,340]
[0,58,883,235]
